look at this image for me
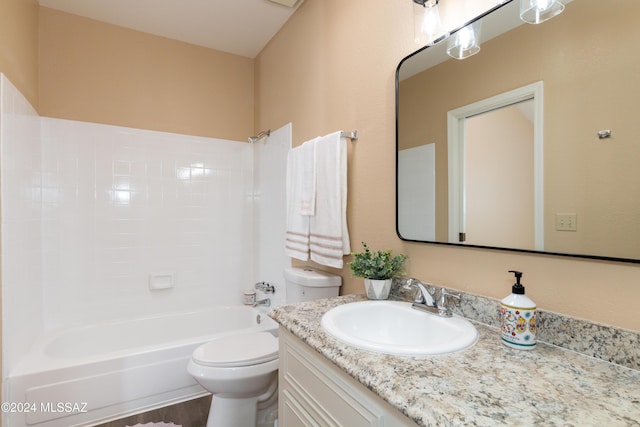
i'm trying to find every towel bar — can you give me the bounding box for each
[340,130,358,141]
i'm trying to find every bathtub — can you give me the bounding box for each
[6,306,278,427]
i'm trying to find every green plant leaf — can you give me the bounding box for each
[348,242,407,280]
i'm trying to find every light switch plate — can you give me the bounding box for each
[555,213,577,231]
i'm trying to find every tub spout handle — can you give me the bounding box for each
[255,281,275,294]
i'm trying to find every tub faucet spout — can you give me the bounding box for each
[253,298,271,308]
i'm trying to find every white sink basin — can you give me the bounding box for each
[320,300,478,356]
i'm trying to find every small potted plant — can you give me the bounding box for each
[348,242,407,300]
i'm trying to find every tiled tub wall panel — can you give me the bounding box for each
[0,74,43,377]
[252,124,291,308]
[40,118,254,329]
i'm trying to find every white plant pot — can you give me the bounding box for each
[364,278,392,300]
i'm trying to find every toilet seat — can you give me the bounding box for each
[192,332,278,367]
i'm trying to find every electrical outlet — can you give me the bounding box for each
[555,213,577,231]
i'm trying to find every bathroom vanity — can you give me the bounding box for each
[270,294,640,426]
[279,327,417,426]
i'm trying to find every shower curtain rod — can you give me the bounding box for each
[248,129,359,143]
[248,130,271,143]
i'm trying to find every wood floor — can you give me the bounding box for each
[94,395,211,427]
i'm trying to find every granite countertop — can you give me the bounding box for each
[270,294,640,427]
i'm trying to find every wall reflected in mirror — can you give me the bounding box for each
[396,0,640,262]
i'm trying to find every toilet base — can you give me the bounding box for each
[205,374,278,427]
[206,394,278,427]
[207,395,258,427]
[256,379,279,427]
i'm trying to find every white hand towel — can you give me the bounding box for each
[285,137,319,260]
[299,138,317,216]
[309,131,351,268]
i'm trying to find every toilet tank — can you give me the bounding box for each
[284,267,342,304]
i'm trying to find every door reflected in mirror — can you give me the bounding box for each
[462,98,535,248]
[396,0,640,263]
[445,82,543,251]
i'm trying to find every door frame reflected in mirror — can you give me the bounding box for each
[447,82,544,250]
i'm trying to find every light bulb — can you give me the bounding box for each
[413,0,447,46]
[520,0,565,24]
[420,5,441,40]
[457,26,476,50]
[535,0,553,10]
[446,21,481,60]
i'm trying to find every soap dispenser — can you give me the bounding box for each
[501,270,537,350]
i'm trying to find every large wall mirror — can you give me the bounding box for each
[396,0,640,263]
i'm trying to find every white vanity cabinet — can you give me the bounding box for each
[278,328,419,427]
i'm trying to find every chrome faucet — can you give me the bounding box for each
[253,298,271,307]
[403,278,460,317]
[255,281,275,294]
[403,278,437,307]
[253,281,274,307]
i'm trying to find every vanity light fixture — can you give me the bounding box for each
[446,20,481,60]
[267,0,303,7]
[519,0,565,24]
[413,0,448,46]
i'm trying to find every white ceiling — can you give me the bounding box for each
[37,0,303,58]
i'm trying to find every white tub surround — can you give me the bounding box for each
[0,74,43,380]
[8,306,278,427]
[1,73,292,427]
[40,117,255,329]
[270,293,640,426]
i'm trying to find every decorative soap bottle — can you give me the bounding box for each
[501,270,537,350]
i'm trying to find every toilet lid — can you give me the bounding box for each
[192,332,278,367]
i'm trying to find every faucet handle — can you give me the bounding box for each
[255,281,276,294]
[438,289,461,317]
[401,277,415,290]
[401,278,420,302]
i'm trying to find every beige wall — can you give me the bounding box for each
[0,0,39,108]
[39,7,254,141]
[256,0,640,330]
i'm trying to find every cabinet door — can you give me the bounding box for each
[279,328,419,427]
[281,389,322,427]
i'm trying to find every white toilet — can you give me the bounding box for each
[187,267,342,427]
